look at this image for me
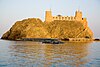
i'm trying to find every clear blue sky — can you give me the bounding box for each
[0,0,100,38]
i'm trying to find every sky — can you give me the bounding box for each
[0,0,100,38]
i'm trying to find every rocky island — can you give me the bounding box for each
[1,10,93,41]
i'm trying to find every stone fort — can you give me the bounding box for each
[45,10,87,23]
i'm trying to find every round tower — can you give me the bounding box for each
[75,10,82,21]
[45,10,53,23]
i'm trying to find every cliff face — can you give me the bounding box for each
[1,18,49,40]
[1,18,93,40]
[46,20,93,39]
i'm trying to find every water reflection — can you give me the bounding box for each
[9,41,91,67]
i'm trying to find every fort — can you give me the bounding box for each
[1,10,93,40]
[45,10,88,28]
[45,10,87,23]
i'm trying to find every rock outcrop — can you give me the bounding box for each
[1,18,93,40]
[46,20,93,39]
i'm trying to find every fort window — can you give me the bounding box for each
[56,17,57,19]
[68,17,70,20]
[71,17,73,20]
[65,17,67,20]
[62,17,64,20]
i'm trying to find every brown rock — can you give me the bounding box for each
[1,18,93,40]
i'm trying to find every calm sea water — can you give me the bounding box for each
[0,40,100,67]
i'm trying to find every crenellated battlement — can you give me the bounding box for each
[45,10,87,23]
[52,16,76,21]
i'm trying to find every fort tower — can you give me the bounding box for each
[45,10,53,22]
[75,10,82,21]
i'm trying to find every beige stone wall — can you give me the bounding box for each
[75,10,82,21]
[45,10,87,23]
[45,11,53,22]
[52,16,75,21]
[82,18,88,28]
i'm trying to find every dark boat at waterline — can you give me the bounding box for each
[42,40,64,44]
[16,38,64,44]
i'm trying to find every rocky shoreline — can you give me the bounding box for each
[1,38,100,44]
[18,38,100,42]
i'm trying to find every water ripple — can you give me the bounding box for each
[0,40,100,67]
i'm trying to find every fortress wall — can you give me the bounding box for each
[52,16,75,21]
[82,18,88,28]
[69,38,93,42]
[45,10,87,22]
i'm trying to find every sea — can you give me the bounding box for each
[0,39,100,67]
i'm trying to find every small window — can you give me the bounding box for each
[71,17,73,20]
[62,17,64,20]
[56,17,57,19]
[65,17,67,20]
[68,17,70,20]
